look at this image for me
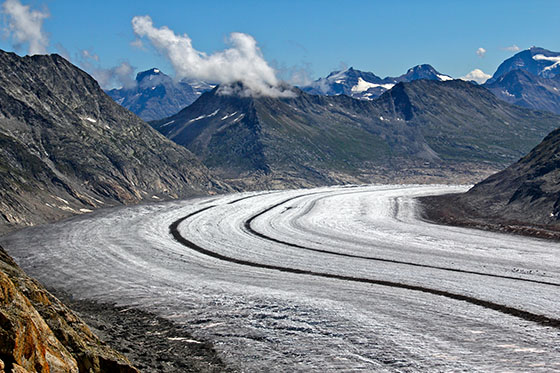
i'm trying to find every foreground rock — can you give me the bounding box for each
[0,50,229,235]
[420,125,560,240]
[0,245,138,372]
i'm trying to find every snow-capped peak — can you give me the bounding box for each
[351,77,394,93]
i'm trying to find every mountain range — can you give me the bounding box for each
[300,64,453,100]
[110,47,560,122]
[0,50,227,234]
[107,68,214,121]
[151,80,560,189]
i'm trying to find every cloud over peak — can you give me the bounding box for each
[460,69,491,84]
[1,0,49,55]
[131,15,294,97]
[503,45,520,52]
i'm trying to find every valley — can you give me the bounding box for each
[0,4,559,369]
[2,185,559,371]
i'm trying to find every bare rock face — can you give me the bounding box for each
[0,245,138,372]
[0,49,229,234]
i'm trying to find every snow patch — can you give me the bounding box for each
[167,337,202,343]
[231,113,245,123]
[221,111,237,120]
[351,78,394,93]
[437,74,453,81]
[161,120,175,127]
[187,109,220,124]
[532,54,560,72]
[83,117,97,123]
[502,90,515,98]
[54,196,69,205]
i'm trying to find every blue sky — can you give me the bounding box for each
[1,0,559,88]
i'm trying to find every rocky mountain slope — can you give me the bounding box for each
[425,123,560,226]
[301,64,452,100]
[0,244,137,372]
[107,68,214,121]
[0,50,227,234]
[487,47,560,83]
[151,80,560,188]
[421,125,560,238]
[484,69,560,114]
[483,47,560,114]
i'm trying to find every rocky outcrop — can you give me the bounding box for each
[0,245,138,372]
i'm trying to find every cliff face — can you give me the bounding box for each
[0,245,137,373]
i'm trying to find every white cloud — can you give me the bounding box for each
[81,49,99,62]
[460,69,491,84]
[131,15,294,97]
[1,0,49,55]
[79,50,136,89]
[503,45,520,52]
[476,47,486,58]
[130,38,144,49]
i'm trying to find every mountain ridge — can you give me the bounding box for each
[301,64,453,100]
[107,68,214,121]
[0,50,228,234]
[151,79,560,189]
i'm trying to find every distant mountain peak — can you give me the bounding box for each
[301,64,452,100]
[107,67,214,121]
[489,47,560,82]
[136,67,165,82]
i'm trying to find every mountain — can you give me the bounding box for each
[421,124,560,237]
[484,69,560,114]
[301,65,453,100]
[481,47,560,115]
[396,64,454,83]
[0,50,227,234]
[107,68,214,121]
[151,80,560,188]
[488,47,560,83]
